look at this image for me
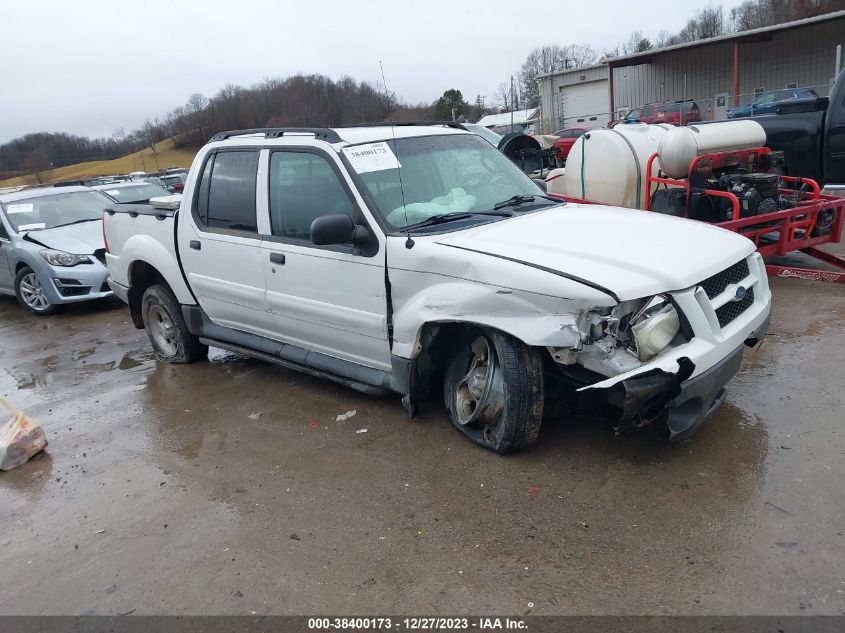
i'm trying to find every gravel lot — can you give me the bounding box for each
[1,257,843,616]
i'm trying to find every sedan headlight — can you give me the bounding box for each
[39,249,92,267]
[630,299,681,361]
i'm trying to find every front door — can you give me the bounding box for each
[260,148,390,370]
[179,149,276,337]
[0,216,12,292]
[714,92,730,120]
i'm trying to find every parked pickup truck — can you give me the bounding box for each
[753,69,845,193]
[103,125,771,453]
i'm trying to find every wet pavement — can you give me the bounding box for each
[0,274,843,616]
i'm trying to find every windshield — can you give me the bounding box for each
[1,190,109,232]
[345,134,545,230]
[100,184,170,203]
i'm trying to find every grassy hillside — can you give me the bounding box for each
[0,138,197,187]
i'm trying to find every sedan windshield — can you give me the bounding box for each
[100,184,170,204]
[1,190,109,232]
[345,134,547,231]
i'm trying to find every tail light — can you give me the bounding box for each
[102,212,110,253]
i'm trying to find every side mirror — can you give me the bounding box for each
[310,214,369,247]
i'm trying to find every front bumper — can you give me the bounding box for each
[665,311,770,441]
[604,311,770,442]
[36,260,113,305]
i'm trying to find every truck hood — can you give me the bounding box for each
[23,220,104,255]
[435,204,755,301]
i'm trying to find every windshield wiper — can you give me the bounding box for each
[404,210,512,231]
[493,194,560,210]
[48,218,101,229]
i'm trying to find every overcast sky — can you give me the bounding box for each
[1,0,747,143]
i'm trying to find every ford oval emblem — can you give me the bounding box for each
[733,286,747,302]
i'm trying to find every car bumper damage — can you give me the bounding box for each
[595,312,770,442]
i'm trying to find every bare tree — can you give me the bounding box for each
[621,31,654,54]
[518,44,598,108]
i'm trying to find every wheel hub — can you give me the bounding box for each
[19,273,51,312]
[148,305,178,356]
[454,336,505,427]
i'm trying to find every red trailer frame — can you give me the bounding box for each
[548,148,845,283]
[642,150,845,283]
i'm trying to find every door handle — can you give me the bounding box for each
[270,253,285,265]
[189,240,201,250]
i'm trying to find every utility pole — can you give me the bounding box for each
[510,75,515,133]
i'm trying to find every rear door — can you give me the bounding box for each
[179,148,277,337]
[259,147,390,369]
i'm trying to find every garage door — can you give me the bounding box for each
[560,80,610,127]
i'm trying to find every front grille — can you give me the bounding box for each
[93,249,107,266]
[700,259,750,299]
[715,287,755,327]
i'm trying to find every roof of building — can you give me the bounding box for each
[476,107,540,128]
[537,62,608,80]
[605,9,845,66]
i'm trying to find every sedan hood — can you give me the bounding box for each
[23,220,104,255]
[435,204,755,301]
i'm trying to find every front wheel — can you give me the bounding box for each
[15,267,58,316]
[443,329,544,454]
[141,284,207,363]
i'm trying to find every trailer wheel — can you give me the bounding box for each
[443,329,544,454]
[141,284,207,363]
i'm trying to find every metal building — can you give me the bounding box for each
[539,10,845,133]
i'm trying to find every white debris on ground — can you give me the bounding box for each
[356,428,368,434]
[0,396,48,471]
[336,410,357,422]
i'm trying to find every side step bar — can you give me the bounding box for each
[199,337,390,396]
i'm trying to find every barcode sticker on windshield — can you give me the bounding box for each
[106,190,120,196]
[342,142,401,174]
[5,203,33,214]
[18,223,45,231]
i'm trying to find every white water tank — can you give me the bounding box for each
[657,120,767,178]
[557,124,672,209]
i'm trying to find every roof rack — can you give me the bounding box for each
[208,128,342,143]
[342,121,469,130]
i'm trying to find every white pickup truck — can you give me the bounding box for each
[103,124,771,453]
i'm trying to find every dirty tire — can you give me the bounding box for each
[14,266,58,316]
[141,284,207,363]
[443,329,544,454]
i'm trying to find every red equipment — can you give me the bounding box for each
[642,149,845,284]
[549,147,845,283]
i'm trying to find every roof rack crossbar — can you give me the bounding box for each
[341,121,468,130]
[209,127,342,143]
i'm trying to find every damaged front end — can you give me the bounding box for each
[547,293,738,442]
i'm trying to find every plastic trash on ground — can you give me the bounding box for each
[336,410,357,422]
[0,396,48,471]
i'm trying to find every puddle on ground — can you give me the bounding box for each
[3,348,155,391]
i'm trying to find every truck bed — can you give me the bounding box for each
[103,200,195,306]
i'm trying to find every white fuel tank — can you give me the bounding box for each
[657,120,767,178]
[556,124,673,209]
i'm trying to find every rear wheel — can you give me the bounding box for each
[443,329,544,454]
[15,267,58,316]
[141,284,207,363]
